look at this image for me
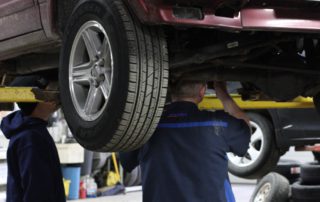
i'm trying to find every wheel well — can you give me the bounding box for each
[56,0,78,34]
[245,110,273,126]
[246,109,288,153]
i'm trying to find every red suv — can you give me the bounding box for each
[1,0,320,151]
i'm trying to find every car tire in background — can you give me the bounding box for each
[228,112,281,179]
[312,151,320,162]
[272,160,301,184]
[124,166,142,187]
[59,0,168,151]
[313,93,320,115]
[291,181,320,202]
[300,162,320,185]
[250,172,289,202]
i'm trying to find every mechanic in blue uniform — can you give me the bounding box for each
[1,76,66,202]
[120,79,251,202]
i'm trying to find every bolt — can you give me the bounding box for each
[91,68,98,77]
[100,75,105,82]
[92,80,99,87]
[98,59,105,66]
[95,55,99,61]
[95,74,105,85]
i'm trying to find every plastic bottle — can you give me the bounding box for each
[86,178,97,198]
[79,181,87,199]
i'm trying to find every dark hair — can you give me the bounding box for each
[10,75,49,115]
[169,79,207,100]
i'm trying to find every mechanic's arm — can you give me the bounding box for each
[119,149,140,172]
[214,81,250,125]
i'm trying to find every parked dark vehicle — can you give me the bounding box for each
[204,83,320,179]
[1,0,320,151]
[228,108,320,179]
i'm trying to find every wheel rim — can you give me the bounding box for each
[227,121,264,167]
[254,183,271,202]
[69,21,113,121]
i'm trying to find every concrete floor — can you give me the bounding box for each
[0,183,255,202]
[69,184,255,202]
[66,149,314,202]
[0,149,314,202]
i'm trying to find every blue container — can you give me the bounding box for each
[62,166,81,200]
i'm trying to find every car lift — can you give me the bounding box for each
[0,86,316,153]
[0,87,59,103]
[199,94,314,110]
[0,87,314,108]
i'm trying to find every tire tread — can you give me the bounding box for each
[101,0,168,151]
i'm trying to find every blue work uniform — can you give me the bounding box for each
[120,101,250,202]
[1,111,66,202]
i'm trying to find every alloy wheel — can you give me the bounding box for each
[69,20,113,121]
[253,183,272,202]
[227,121,264,167]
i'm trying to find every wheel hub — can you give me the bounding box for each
[254,183,271,202]
[69,20,113,121]
[227,121,264,167]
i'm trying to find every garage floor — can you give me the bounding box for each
[70,184,255,202]
[0,149,314,202]
[67,149,315,202]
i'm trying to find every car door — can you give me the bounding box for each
[0,0,42,41]
[270,108,320,147]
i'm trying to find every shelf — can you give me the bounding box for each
[56,143,84,164]
[0,162,7,186]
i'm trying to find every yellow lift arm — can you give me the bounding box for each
[199,94,314,110]
[0,87,59,103]
[0,87,314,109]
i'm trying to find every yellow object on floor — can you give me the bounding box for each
[106,153,121,187]
[111,153,120,178]
[63,178,71,197]
[106,171,121,187]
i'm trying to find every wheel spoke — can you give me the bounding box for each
[251,130,261,143]
[100,38,109,57]
[228,154,242,165]
[247,146,260,161]
[82,29,101,61]
[250,122,263,143]
[72,62,92,85]
[100,81,110,100]
[232,156,239,164]
[101,38,112,70]
[84,86,102,115]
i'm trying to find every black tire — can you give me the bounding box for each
[313,93,320,115]
[291,181,320,202]
[124,167,139,187]
[250,172,289,202]
[301,162,320,185]
[312,152,320,162]
[272,160,300,184]
[59,0,168,151]
[123,166,142,187]
[228,112,281,179]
